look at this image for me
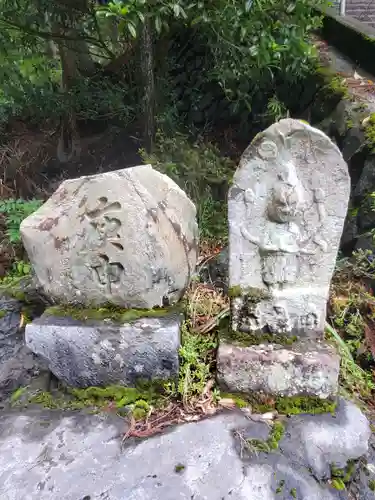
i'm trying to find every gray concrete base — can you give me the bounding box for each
[25,312,181,387]
[217,339,340,398]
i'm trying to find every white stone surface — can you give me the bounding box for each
[20,165,198,308]
[0,410,345,500]
[229,119,350,337]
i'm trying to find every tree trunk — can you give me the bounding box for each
[140,19,155,153]
[56,38,82,163]
[52,0,96,162]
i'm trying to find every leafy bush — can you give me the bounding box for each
[141,132,235,243]
[0,198,43,242]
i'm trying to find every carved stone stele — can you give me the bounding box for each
[228,119,350,338]
[20,165,198,308]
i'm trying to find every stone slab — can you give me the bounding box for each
[25,312,181,387]
[0,408,353,500]
[20,165,199,309]
[217,339,340,398]
[229,118,350,338]
[280,398,371,480]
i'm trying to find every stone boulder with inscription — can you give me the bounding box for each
[218,118,350,398]
[20,165,198,309]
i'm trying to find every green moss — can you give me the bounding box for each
[44,304,176,323]
[228,286,270,302]
[298,119,310,125]
[228,285,242,298]
[368,479,375,491]
[132,399,151,420]
[10,291,27,302]
[10,386,27,404]
[275,395,337,415]
[365,113,375,153]
[318,67,349,99]
[30,381,168,418]
[331,478,345,491]
[290,487,297,498]
[174,463,185,473]
[243,393,337,416]
[346,119,354,129]
[268,421,285,449]
[219,318,297,347]
[330,460,356,489]
[219,392,251,408]
[276,480,285,494]
[0,310,6,319]
[247,420,285,453]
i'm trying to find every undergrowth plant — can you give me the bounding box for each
[0,198,43,243]
[328,250,375,400]
[141,132,235,243]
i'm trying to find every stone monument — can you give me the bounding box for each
[21,164,198,309]
[217,118,350,398]
[22,165,198,387]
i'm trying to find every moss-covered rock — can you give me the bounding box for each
[228,286,270,302]
[247,420,285,453]
[44,304,178,323]
[28,381,168,418]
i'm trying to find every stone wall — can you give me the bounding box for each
[346,0,375,28]
[310,88,375,254]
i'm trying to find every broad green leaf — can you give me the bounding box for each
[127,22,137,38]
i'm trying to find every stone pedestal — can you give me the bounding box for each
[222,118,350,399]
[25,312,181,388]
[217,339,340,398]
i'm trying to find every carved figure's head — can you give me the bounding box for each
[268,159,304,223]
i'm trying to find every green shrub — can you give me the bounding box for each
[0,198,43,243]
[141,132,235,242]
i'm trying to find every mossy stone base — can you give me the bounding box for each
[25,311,181,388]
[44,304,178,324]
[220,391,337,415]
[217,338,340,399]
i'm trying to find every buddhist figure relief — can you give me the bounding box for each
[241,132,328,292]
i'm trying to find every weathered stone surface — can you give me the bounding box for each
[281,398,371,480]
[0,409,350,500]
[0,297,48,401]
[25,312,181,387]
[217,339,340,398]
[20,165,199,308]
[229,119,350,338]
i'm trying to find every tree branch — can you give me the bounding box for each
[0,16,115,57]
